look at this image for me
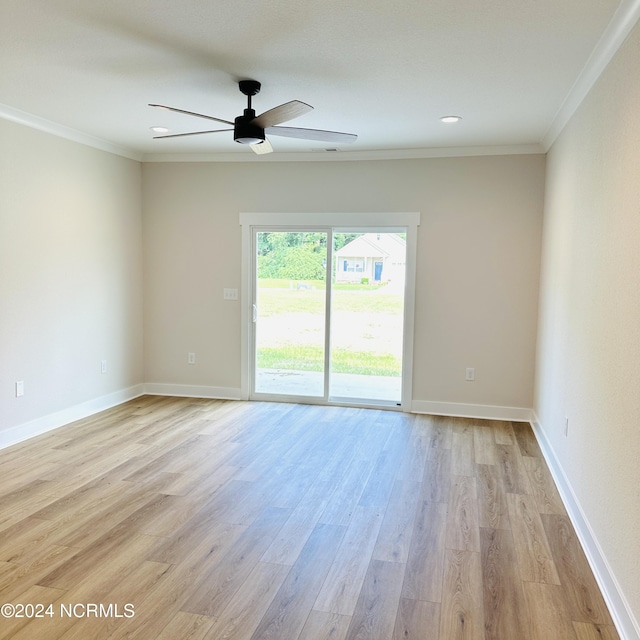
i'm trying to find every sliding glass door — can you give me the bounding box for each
[251,227,407,407]
[329,231,406,403]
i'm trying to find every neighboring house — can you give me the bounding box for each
[334,233,406,284]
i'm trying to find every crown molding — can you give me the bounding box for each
[542,0,640,151]
[0,103,142,161]
[141,144,545,163]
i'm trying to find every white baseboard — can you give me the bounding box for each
[411,400,533,422]
[530,413,640,640]
[0,384,146,450]
[144,383,242,401]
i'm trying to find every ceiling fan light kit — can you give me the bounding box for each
[149,80,357,155]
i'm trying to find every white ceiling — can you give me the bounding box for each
[1,0,638,161]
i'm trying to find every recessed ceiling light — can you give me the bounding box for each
[150,126,170,133]
[440,116,462,123]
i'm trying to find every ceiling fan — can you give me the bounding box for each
[149,80,357,154]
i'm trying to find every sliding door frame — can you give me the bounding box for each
[240,212,420,411]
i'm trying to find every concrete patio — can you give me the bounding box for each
[255,368,402,403]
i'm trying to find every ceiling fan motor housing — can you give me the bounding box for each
[234,108,265,145]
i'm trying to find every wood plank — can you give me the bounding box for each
[220,476,289,526]
[344,560,405,640]
[298,611,352,640]
[523,456,566,515]
[56,559,174,640]
[94,562,202,639]
[319,459,372,526]
[0,544,79,602]
[492,420,516,445]
[314,506,383,616]
[480,527,529,640]
[0,478,59,512]
[261,477,334,566]
[451,431,475,477]
[249,523,346,640]
[0,491,59,532]
[476,463,510,530]
[473,425,496,465]
[496,443,531,494]
[507,493,560,585]
[393,598,440,640]
[0,517,59,564]
[522,582,578,640]
[0,584,65,640]
[202,561,291,640]
[422,447,451,504]
[542,514,615,625]
[37,530,157,591]
[446,475,480,552]
[357,427,409,508]
[395,422,429,483]
[146,507,246,566]
[439,549,484,640]
[572,622,620,640]
[156,612,215,640]
[13,555,170,640]
[512,422,543,457]
[401,500,447,602]
[451,417,474,435]
[46,480,177,549]
[372,479,420,564]
[428,416,452,451]
[180,506,292,617]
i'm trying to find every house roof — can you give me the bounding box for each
[335,233,406,260]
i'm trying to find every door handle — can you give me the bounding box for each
[252,304,257,322]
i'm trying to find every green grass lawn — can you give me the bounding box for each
[257,345,401,376]
[257,283,403,316]
[257,278,387,292]
[256,280,404,377]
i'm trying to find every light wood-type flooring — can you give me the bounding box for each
[0,396,619,639]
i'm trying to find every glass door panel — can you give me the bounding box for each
[329,231,406,403]
[254,231,328,397]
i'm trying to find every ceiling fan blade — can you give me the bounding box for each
[251,137,274,155]
[153,129,233,139]
[265,126,357,144]
[252,101,313,128]
[149,104,234,126]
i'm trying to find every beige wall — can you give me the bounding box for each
[142,154,545,410]
[536,19,640,631]
[0,119,144,434]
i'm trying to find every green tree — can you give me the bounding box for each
[279,245,326,280]
[256,231,359,280]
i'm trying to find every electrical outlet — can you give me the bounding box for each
[188,352,196,365]
[101,359,107,374]
[564,416,569,437]
[15,381,24,397]
[465,367,475,381]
